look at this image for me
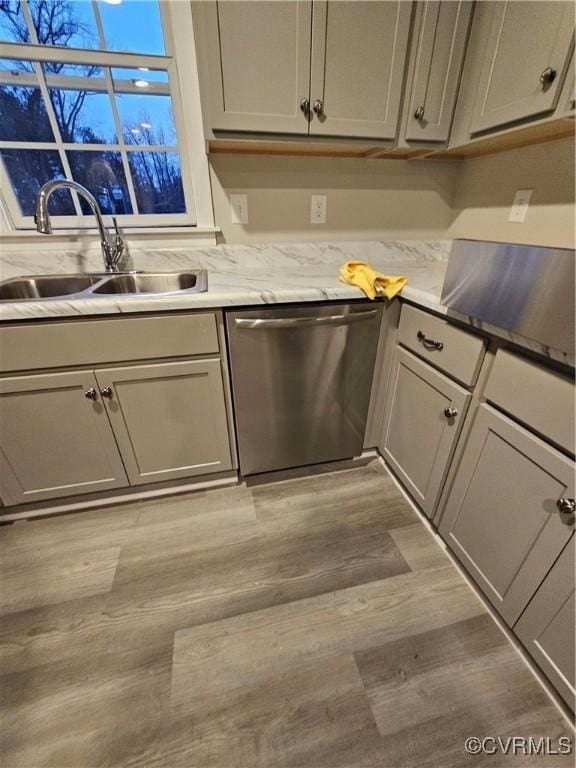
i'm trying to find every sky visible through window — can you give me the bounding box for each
[0,1,165,54]
[0,1,190,224]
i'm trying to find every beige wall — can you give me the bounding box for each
[449,138,575,249]
[209,155,460,244]
[210,140,575,248]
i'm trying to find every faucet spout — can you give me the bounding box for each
[35,180,125,273]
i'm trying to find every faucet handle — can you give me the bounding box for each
[110,216,125,270]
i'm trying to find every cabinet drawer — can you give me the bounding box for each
[485,349,575,455]
[398,304,486,386]
[0,313,220,372]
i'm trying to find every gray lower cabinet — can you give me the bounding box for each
[439,404,575,626]
[515,538,575,709]
[469,1,575,134]
[0,371,128,505]
[202,0,312,134]
[95,360,233,485]
[309,0,412,139]
[403,0,473,143]
[381,347,470,517]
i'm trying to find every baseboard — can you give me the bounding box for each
[375,453,575,729]
[0,471,239,523]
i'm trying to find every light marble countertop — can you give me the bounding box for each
[0,239,572,366]
[0,240,449,321]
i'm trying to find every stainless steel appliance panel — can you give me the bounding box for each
[441,240,575,356]
[226,302,382,475]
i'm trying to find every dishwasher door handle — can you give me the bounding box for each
[234,309,378,329]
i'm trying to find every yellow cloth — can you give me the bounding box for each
[339,261,407,300]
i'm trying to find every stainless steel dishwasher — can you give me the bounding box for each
[225,302,382,475]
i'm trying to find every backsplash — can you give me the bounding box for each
[0,239,450,282]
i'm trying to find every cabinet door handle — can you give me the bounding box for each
[417,330,444,350]
[313,98,324,116]
[444,407,458,419]
[100,386,113,399]
[84,387,98,400]
[540,67,556,87]
[300,98,311,119]
[414,105,425,121]
[556,498,575,514]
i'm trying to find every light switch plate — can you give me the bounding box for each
[508,189,533,223]
[230,194,248,224]
[311,194,327,224]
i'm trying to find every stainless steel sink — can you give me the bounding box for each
[0,274,106,301]
[0,270,208,301]
[92,271,207,295]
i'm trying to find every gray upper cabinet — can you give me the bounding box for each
[439,404,575,626]
[515,538,575,710]
[0,371,127,505]
[469,1,575,134]
[95,360,233,486]
[404,1,473,143]
[200,0,413,139]
[203,1,312,134]
[310,1,413,139]
[381,347,470,517]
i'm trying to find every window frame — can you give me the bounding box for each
[0,1,214,232]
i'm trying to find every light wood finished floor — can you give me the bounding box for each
[0,459,572,767]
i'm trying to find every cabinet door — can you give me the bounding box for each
[405,1,473,143]
[439,405,575,626]
[0,372,127,505]
[381,347,470,517]
[203,0,312,134]
[515,538,575,709]
[309,0,413,139]
[470,1,575,133]
[95,361,233,486]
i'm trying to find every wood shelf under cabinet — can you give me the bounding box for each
[207,117,574,162]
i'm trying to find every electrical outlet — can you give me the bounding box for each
[230,194,248,224]
[508,189,533,223]
[311,194,327,224]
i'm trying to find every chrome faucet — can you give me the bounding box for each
[35,179,125,273]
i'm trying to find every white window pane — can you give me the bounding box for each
[49,88,117,143]
[1,148,74,215]
[128,151,185,214]
[0,84,55,141]
[116,93,176,145]
[0,2,30,43]
[97,0,165,54]
[67,150,133,215]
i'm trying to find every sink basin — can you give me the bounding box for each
[92,271,207,295]
[0,270,208,302]
[0,274,105,301]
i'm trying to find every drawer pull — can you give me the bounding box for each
[417,330,444,351]
[444,407,458,419]
[556,498,575,514]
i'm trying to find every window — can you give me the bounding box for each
[0,0,209,230]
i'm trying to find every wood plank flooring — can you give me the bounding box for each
[0,459,572,767]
